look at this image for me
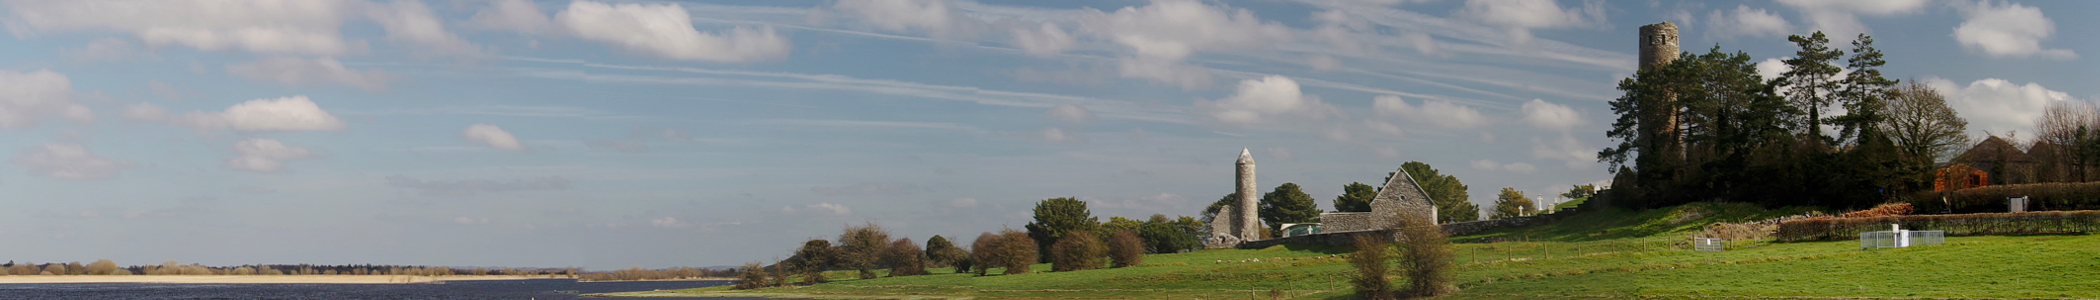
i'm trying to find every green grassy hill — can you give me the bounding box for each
[594,203,2098,299]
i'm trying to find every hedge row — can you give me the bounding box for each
[1775,211,2100,241]
[1903,182,2100,213]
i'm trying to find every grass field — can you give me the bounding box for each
[592,203,2099,299]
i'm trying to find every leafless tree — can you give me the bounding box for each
[1878,82,1973,163]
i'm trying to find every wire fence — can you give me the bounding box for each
[1859,230,1944,249]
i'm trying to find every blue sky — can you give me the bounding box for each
[0,0,2092,269]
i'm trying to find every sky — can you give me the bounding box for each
[0,0,2092,269]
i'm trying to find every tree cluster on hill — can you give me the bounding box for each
[1599,31,1963,210]
[1491,187,1536,219]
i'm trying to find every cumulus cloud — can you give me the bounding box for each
[225,138,315,172]
[226,57,396,91]
[148,96,347,133]
[384,175,571,196]
[1924,77,2078,137]
[782,203,852,215]
[1040,127,1086,144]
[1013,22,1074,56]
[0,69,93,128]
[1470,159,1537,173]
[462,124,524,151]
[10,143,134,180]
[1520,99,1583,130]
[825,0,979,39]
[467,0,553,33]
[1196,75,1340,125]
[364,0,482,57]
[1046,104,1096,123]
[811,183,926,196]
[1373,95,1488,129]
[1755,58,1789,82]
[1775,0,1929,41]
[3,0,363,55]
[1705,5,1792,39]
[1079,0,1290,88]
[555,1,790,62]
[1457,0,1606,44]
[1531,134,1595,168]
[1951,0,2076,59]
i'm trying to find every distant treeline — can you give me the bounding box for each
[575,267,736,282]
[0,260,581,277]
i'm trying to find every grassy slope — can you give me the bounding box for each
[596,204,2098,299]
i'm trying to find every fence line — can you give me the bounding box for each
[1777,211,2100,241]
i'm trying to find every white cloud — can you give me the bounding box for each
[1755,58,1789,82]
[1457,0,1606,44]
[1196,75,1339,125]
[827,0,978,39]
[76,38,152,61]
[1520,99,1583,130]
[1040,127,1086,144]
[154,96,347,132]
[225,138,314,172]
[1775,0,1929,42]
[1925,77,2078,137]
[1046,104,1095,123]
[1951,0,2076,59]
[1012,22,1074,56]
[0,69,94,128]
[1373,95,1488,129]
[555,1,790,63]
[226,57,396,91]
[455,216,491,225]
[661,128,694,141]
[1364,120,1405,136]
[648,217,687,228]
[4,0,362,55]
[10,143,134,180]
[462,124,524,151]
[1470,159,1536,173]
[948,198,978,208]
[1115,58,1214,90]
[364,0,481,57]
[1079,0,1291,61]
[782,203,853,215]
[467,0,553,33]
[1530,134,1595,169]
[1705,5,1792,39]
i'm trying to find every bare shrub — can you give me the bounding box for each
[1050,230,1104,272]
[996,229,1038,275]
[733,262,769,290]
[1346,234,1395,300]
[86,260,119,275]
[1841,203,1916,218]
[1394,216,1454,298]
[1106,230,1145,268]
[884,238,928,276]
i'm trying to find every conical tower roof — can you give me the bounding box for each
[1238,148,1253,164]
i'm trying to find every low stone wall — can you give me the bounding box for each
[1237,212,1577,249]
[1319,212,1375,232]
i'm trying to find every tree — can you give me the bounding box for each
[1258,183,1321,232]
[1025,197,1098,263]
[2035,100,2095,181]
[996,229,1038,274]
[968,232,1002,276]
[837,222,893,279]
[1106,229,1145,268]
[924,235,969,270]
[1779,31,1846,143]
[792,239,834,284]
[884,238,927,276]
[1831,34,1897,145]
[86,259,119,275]
[733,262,769,290]
[1560,184,1596,200]
[1879,82,1970,163]
[1049,230,1105,272]
[1137,214,1200,253]
[1401,162,1479,223]
[1490,188,1534,219]
[1200,193,1235,225]
[1332,182,1378,212]
[1098,216,1145,238]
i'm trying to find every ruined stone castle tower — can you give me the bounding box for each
[1235,148,1259,242]
[1638,22,1684,170]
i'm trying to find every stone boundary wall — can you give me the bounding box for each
[1319,212,1375,232]
[1238,212,1577,249]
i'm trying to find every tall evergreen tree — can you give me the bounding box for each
[1332,182,1378,212]
[1779,31,1846,143]
[1024,197,1098,263]
[1834,33,1897,145]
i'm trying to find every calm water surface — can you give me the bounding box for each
[0,279,774,300]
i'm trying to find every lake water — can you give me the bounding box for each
[0,279,775,299]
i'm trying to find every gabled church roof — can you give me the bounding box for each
[1374,166,1437,209]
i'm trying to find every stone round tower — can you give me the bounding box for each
[1236,148,1259,242]
[1638,22,1684,166]
[1639,22,1679,71]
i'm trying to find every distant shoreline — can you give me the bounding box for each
[0,275,544,284]
[578,277,735,282]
